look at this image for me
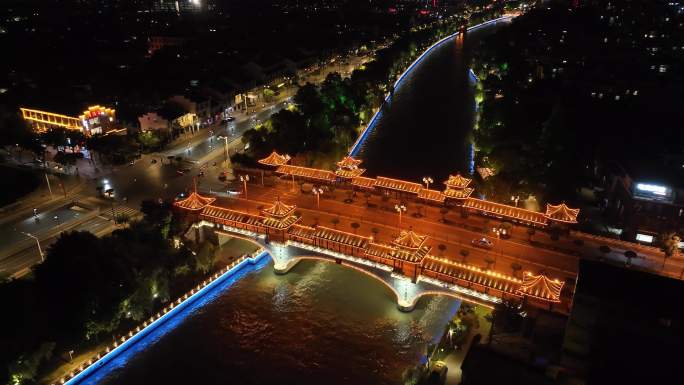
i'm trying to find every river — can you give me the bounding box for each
[356,18,509,182]
[80,19,508,385]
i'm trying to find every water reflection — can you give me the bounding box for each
[90,259,459,385]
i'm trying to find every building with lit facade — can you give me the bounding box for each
[606,160,684,243]
[20,105,118,136]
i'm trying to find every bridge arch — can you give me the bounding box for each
[212,226,501,311]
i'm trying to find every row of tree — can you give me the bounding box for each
[239,7,504,164]
[0,201,212,384]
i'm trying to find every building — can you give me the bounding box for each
[605,160,684,243]
[562,260,684,384]
[20,105,118,136]
[138,112,170,132]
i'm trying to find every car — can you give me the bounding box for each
[198,171,205,177]
[151,159,157,164]
[227,188,242,195]
[176,169,185,176]
[472,237,494,249]
[226,116,235,122]
[182,167,191,172]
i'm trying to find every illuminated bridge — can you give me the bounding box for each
[175,190,565,312]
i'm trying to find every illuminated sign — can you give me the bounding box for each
[636,234,654,243]
[636,183,667,196]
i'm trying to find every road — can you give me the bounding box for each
[0,51,375,277]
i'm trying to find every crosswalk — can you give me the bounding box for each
[98,205,141,222]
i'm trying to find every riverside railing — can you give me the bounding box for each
[349,15,514,156]
[56,249,268,385]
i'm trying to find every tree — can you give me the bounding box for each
[371,227,380,239]
[364,192,372,206]
[438,244,446,256]
[459,249,469,263]
[511,262,522,277]
[137,130,162,152]
[484,257,496,270]
[351,222,360,234]
[331,217,340,229]
[659,232,681,268]
[621,250,636,267]
[440,208,449,223]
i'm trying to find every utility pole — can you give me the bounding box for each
[45,173,53,199]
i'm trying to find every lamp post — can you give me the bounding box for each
[240,175,250,198]
[395,204,407,226]
[492,227,503,269]
[217,135,229,161]
[312,187,324,209]
[511,195,520,207]
[422,176,433,190]
[21,232,44,262]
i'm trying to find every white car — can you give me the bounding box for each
[472,237,494,249]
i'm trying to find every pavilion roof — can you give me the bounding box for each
[444,174,472,189]
[364,242,430,264]
[261,199,296,219]
[336,156,363,169]
[262,215,300,230]
[422,257,521,295]
[275,164,337,182]
[258,151,291,167]
[174,191,216,211]
[417,188,445,203]
[351,176,377,189]
[544,203,580,224]
[516,273,564,302]
[444,187,474,200]
[335,168,366,179]
[464,198,548,226]
[200,206,270,228]
[374,177,422,194]
[392,230,428,250]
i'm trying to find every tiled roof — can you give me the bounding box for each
[351,176,377,189]
[544,203,580,224]
[516,272,564,302]
[335,168,366,179]
[174,192,216,211]
[336,156,363,168]
[444,174,472,189]
[393,230,428,250]
[261,199,296,219]
[422,257,521,294]
[464,198,548,225]
[374,177,422,194]
[258,151,290,167]
[275,165,337,182]
[417,188,445,203]
[443,187,474,199]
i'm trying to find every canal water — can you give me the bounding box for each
[83,20,508,385]
[84,257,458,385]
[357,20,509,182]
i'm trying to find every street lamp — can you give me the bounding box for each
[240,175,250,198]
[492,227,504,269]
[21,232,44,262]
[312,187,324,209]
[395,204,407,226]
[217,135,229,161]
[422,176,433,190]
[511,195,520,207]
